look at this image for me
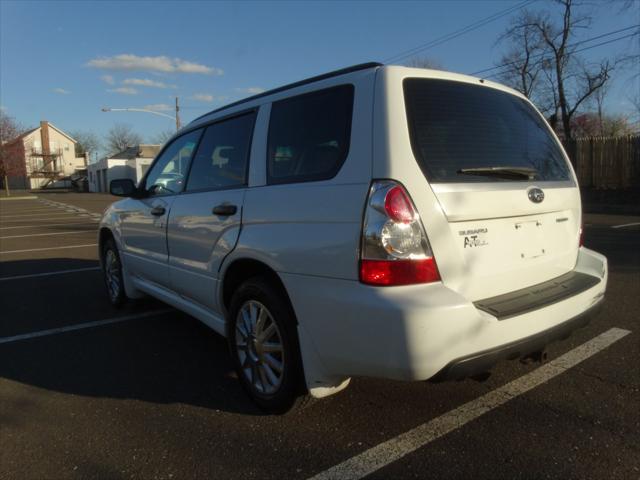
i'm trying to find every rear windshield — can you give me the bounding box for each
[403,78,571,183]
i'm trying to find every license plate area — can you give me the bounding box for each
[515,220,546,259]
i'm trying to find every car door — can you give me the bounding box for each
[167,111,256,312]
[119,129,202,288]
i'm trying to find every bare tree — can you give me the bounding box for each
[0,111,26,143]
[496,11,547,100]
[405,57,443,69]
[498,0,614,142]
[590,82,609,135]
[105,123,142,155]
[572,111,635,137]
[70,130,102,159]
[150,129,174,146]
[0,112,30,195]
[629,92,640,128]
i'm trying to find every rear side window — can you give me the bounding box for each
[186,112,256,191]
[267,85,354,184]
[403,78,570,183]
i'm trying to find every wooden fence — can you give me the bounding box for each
[565,135,640,189]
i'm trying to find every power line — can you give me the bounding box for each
[383,0,535,65]
[480,31,639,80]
[470,25,639,77]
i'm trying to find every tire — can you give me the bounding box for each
[228,276,310,414]
[101,238,127,307]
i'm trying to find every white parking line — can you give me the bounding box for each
[0,221,99,230]
[611,222,640,229]
[0,208,58,214]
[0,211,68,218]
[0,212,79,222]
[0,214,90,223]
[0,244,97,254]
[0,266,101,281]
[0,230,95,240]
[0,310,173,345]
[308,327,631,480]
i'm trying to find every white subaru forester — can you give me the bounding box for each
[100,63,607,413]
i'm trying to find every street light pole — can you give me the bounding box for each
[175,97,181,131]
[102,96,181,132]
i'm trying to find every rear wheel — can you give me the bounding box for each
[228,277,309,413]
[102,238,127,307]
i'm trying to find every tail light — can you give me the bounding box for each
[360,180,440,286]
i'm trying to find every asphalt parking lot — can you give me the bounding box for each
[0,192,638,479]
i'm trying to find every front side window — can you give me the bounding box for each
[404,78,571,183]
[186,112,256,191]
[267,85,354,184]
[143,129,202,196]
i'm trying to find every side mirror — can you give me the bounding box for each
[110,178,138,197]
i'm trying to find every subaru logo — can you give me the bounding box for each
[528,188,545,203]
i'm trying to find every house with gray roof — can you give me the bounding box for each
[87,144,160,193]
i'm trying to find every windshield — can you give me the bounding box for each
[403,78,571,183]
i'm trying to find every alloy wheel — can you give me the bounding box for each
[234,300,285,395]
[104,249,121,302]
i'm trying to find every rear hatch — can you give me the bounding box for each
[403,77,580,301]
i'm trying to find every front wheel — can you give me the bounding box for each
[228,277,309,414]
[101,238,127,307]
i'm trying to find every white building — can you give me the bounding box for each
[2,121,88,189]
[88,144,160,193]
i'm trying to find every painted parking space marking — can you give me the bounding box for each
[611,222,640,229]
[0,211,76,218]
[0,208,60,214]
[308,327,631,480]
[0,230,96,240]
[0,243,98,255]
[0,214,93,223]
[0,310,173,345]
[0,266,101,281]
[0,212,93,223]
[0,221,99,230]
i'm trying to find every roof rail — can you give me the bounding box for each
[191,62,382,124]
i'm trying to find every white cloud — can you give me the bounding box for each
[173,59,220,74]
[144,103,173,112]
[236,87,265,95]
[87,54,222,75]
[107,87,138,95]
[101,75,115,85]
[123,78,177,89]
[53,88,71,95]
[190,93,215,102]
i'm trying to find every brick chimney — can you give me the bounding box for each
[40,121,51,156]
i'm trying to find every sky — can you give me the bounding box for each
[1,0,637,157]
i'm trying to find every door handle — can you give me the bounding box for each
[212,204,238,216]
[150,206,166,216]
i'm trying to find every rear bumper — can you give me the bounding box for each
[283,247,607,386]
[430,298,603,381]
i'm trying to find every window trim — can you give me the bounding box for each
[266,84,355,186]
[181,109,258,195]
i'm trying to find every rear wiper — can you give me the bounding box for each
[457,166,538,180]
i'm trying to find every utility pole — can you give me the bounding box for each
[175,97,181,132]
